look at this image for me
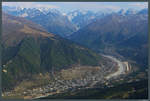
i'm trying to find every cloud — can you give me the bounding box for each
[2,2,148,13]
[2,2,59,9]
[64,2,120,10]
[54,2,121,12]
[128,2,148,9]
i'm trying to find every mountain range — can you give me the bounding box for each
[70,11,148,69]
[3,6,147,37]
[3,6,77,37]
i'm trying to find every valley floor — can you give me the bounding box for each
[2,54,144,99]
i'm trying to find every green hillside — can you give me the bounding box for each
[2,13,102,92]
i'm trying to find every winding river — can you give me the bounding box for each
[102,55,125,79]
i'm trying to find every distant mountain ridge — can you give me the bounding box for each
[67,10,108,29]
[3,6,77,37]
[3,6,147,37]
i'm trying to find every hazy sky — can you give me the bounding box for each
[2,2,148,13]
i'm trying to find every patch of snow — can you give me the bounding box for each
[20,13,28,17]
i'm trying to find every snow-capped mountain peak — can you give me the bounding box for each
[118,9,126,15]
[125,9,137,15]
